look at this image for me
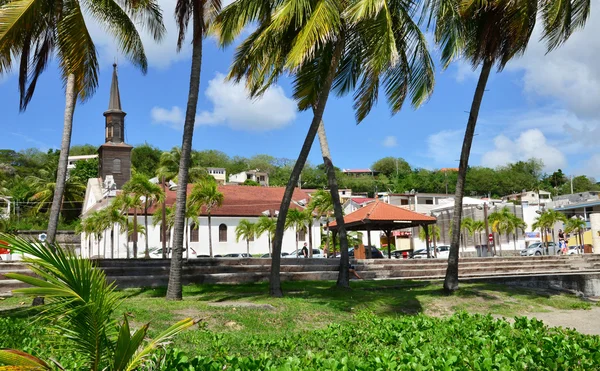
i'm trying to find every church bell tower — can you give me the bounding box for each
[98,63,132,189]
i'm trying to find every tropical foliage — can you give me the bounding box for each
[564,217,587,249]
[235,219,256,256]
[255,215,276,255]
[0,234,192,371]
[188,178,224,258]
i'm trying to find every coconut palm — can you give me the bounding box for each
[235,219,256,257]
[103,205,127,259]
[188,179,224,258]
[436,0,591,292]
[544,209,568,245]
[461,217,475,251]
[26,170,86,216]
[122,174,164,258]
[215,0,434,295]
[153,204,176,247]
[307,189,334,252]
[564,217,586,252]
[511,215,527,251]
[0,0,165,244]
[285,209,309,255]
[488,207,513,255]
[472,220,485,248]
[165,0,222,301]
[0,234,192,370]
[157,147,208,184]
[255,215,276,255]
[112,192,142,259]
[419,224,440,258]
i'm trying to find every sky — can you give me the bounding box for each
[1,2,599,179]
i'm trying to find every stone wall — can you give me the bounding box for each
[16,230,81,251]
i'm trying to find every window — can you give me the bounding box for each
[190,223,199,242]
[219,224,227,242]
[401,199,409,205]
[112,158,121,173]
[298,227,306,241]
[531,193,535,197]
[425,199,433,205]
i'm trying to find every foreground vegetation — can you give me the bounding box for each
[2,280,598,370]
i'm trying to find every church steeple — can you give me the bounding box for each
[98,63,132,190]
[103,63,126,143]
[107,63,122,112]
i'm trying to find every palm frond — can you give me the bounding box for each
[541,0,590,52]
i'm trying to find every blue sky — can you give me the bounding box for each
[1,1,599,179]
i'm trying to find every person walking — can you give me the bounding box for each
[301,243,309,258]
[558,229,566,254]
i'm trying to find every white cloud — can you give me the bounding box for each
[11,133,57,152]
[480,129,566,171]
[507,5,600,117]
[581,154,600,179]
[151,106,184,129]
[195,72,296,131]
[454,60,479,83]
[382,136,397,148]
[426,130,463,163]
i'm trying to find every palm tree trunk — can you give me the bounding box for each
[208,214,213,257]
[166,2,203,300]
[133,209,138,258]
[88,236,91,258]
[162,178,167,259]
[268,234,272,256]
[110,227,114,259]
[444,58,493,294]
[316,119,349,286]
[46,74,77,244]
[125,218,130,259]
[144,200,150,259]
[295,232,299,253]
[247,239,250,257]
[185,218,189,260]
[270,38,344,297]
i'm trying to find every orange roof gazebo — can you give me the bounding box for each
[329,200,437,258]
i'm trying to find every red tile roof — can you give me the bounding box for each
[349,197,376,205]
[330,200,436,227]
[144,185,309,217]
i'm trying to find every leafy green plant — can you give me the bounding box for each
[0,234,193,371]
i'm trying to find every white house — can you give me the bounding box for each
[80,184,321,258]
[502,190,552,206]
[67,154,99,170]
[206,167,226,184]
[342,197,376,215]
[229,170,269,186]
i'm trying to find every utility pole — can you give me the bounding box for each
[570,175,574,194]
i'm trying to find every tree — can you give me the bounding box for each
[70,158,99,183]
[544,209,568,245]
[472,220,485,248]
[435,0,591,293]
[69,144,98,156]
[242,179,260,186]
[372,157,412,178]
[285,209,309,254]
[564,217,586,251]
[132,143,163,178]
[188,179,223,258]
[511,215,527,251]
[0,234,192,371]
[307,190,334,253]
[0,0,165,244]
[255,215,276,255]
[157,147,207,184]
[27,167,86,222]
[461,217,475,251]
[419,225,441,258]
[216,0,434,295]
[548,169,567,188]
[488,207,513,254]
[166,0,222,301]
[123,174,164,259]
[112,192,142,259]
[235,219,256,257]
[102,205,127,259]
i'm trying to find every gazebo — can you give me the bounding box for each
[329,199,437,258]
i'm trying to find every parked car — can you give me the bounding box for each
[223,253,252,258]
[520,242,559,256]
[260,253,290,258]
[283,248,325,258]
[411,246,447,259]
[347,246,384,259]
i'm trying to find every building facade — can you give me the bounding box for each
[229,170,269,186]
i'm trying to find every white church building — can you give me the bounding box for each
[79,64,320,258]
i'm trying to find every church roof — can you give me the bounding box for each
[105,63,123,114]
[144,185,310,217]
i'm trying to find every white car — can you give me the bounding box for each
[283,248,325,258]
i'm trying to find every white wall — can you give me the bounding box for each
[80,215,322,258]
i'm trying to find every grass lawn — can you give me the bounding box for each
[0,279,593,358]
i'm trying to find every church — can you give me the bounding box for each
[80,65,321,258]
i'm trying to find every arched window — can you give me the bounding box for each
[112,158,121,173]
[190,222,199,242]
[219,223,227,242]
[298,227,306,241]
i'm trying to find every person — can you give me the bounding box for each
[323,243,329,258]
[558,229,565,250]
[349,263,362,279]
[301,243,308,258]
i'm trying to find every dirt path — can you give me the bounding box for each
[497,307,600,336]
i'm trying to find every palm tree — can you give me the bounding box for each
[215,0,434,295]
[285,209,309,255]
[255,215,276,256]
[112,193,142,259]
[0,0,165,244]
[488,207,513,255]
[103,205,127,259]
[307,190,334,253]
[418,225,441,258]
[0,234,192,370]
[165,0,222,302]
[511,215,527,251]
[26,170,86,216]
[85,210,109,257]
[461,217,475,252]
[564,217,586,252]
[153,204,176,250]
[157,147,208,184]
[123,174,164,258]
[472,220,485,249]
[544,209,568,245]
[437,0,591,292]
[235,219,256,257]
[188,179,224,258]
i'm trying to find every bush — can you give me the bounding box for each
[157,312,600,370]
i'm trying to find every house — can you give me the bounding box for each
[342,169,379,177]
[502,190,552,206]
[342,197,376,215]
[207,167,226,184]
[379,192,450,214]
[67,154,98,170]
[229,169,269,186]
[80,184,320,258]
[0,196,10,219]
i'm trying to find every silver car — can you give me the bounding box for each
[520,242,558,256]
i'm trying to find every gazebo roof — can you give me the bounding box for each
[330,200,436,232]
